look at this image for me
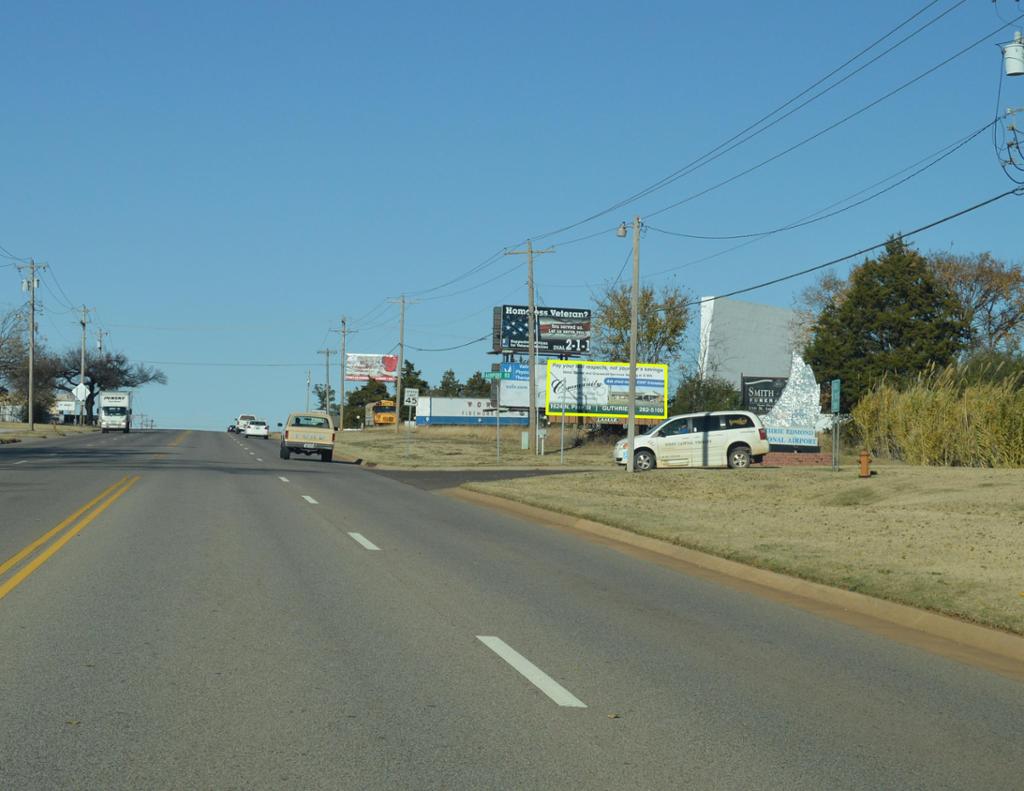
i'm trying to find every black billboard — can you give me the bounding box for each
[741,375,788,415]
[492,305,591,355]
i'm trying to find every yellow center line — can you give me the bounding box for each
[0,476,130,578]
[0,476,141,601]
[168,430,191,447]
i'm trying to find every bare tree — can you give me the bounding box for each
[928,252,1024,354]
[592,283,691,364]
[791,271,847,352]
[51,348,167,419]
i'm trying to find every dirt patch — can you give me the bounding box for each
[463,465,1024,635]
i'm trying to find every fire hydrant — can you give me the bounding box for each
[859,449,872,478]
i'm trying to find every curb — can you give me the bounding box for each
[446,487,1024,679]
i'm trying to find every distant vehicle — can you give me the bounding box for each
[366,399,397,426]
[234,413,256,433]
[226,425,235,433]
[244,419,270,439]
[279,411,336,462]
[98,391,132,433]
[614,410,769,470]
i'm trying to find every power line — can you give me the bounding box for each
[407,333,491,352]
[643,14,1024,223]
[687,187,1023,306]
[647,118,996,241]
[525,0,959,242]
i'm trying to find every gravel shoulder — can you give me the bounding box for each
[462,465,1024,635]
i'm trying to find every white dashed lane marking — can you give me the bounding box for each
[348,533,381,551]
[302,495,318,504]
[278,477,289,483]
[476,636,587,708]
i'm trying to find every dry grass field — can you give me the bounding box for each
[334,425,614,468]
[463,465,1024,635]
[0,421,98,442]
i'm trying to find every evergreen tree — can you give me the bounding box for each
[344,379,390,427]
[669,373,741,415]
[437,368,462,396]
[805,238,969,411]
[398,360,429,407]
[463,371,491,397]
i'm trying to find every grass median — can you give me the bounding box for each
[463,465,1024,635]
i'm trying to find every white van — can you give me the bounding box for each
[613,410,769,470]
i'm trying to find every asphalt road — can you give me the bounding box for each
[0,429,1021,790]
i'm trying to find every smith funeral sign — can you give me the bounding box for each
[492,305,591,355]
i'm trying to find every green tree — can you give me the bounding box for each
[463,371,491,397]
[344,378,390,427]
[313,384,337,413]
[398,359,429,407]
[805,238,969,411]
[669,373,741,415]
[437,368,462,396]
[592,283,691,364]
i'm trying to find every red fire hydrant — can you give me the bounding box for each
[859,449,872,478]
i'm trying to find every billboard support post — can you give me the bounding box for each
[619,217,642,473]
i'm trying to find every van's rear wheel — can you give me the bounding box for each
[728,446,751,469]
[321,450,333,463]
[280,445,290,460]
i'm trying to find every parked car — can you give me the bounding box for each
[244,419,270,439]
[613,410,769,470]
[279,411,336,462]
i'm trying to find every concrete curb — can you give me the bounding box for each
[446,487,1024,677]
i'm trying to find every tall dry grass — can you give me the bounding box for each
[853,364,1024,467]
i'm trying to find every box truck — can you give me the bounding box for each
[98,391,132,433]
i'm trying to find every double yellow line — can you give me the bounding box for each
[0,475,140,601]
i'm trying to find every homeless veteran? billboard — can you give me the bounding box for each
[545,360,668,419]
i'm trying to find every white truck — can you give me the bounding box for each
[98,391,132,433]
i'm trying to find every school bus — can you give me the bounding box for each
[366,399,397,426]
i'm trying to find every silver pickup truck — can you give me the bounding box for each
[279,411,336,462]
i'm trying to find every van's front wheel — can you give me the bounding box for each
[728,445,751,469]
[633,449,656,471]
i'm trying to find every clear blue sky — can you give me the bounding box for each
[2,1,1022,430]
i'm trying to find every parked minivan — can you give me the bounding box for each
[613,410,769,470]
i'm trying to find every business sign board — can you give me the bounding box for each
[56,399,78,415]
[415,396,528,427]
[766,426,819,447]
[345,353,399,382]
[741,375,788,415]
[545,360,668,418]
[492,305,591,355]
[498,363,547,408]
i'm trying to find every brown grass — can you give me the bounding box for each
[0,421,99,442]
[334,425,614,468]
[464,465,1024,634]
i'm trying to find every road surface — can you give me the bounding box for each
[1,429,1021,789]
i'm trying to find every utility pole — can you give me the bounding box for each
[506,240,554,452]
[16,260,45,430]
[96,328,110,353]
[317,349,336,412]
[388,295,418,433]
[305,370,311,411]
[332,317,355,430]
[78,306,90,425]
[617,217,642,473]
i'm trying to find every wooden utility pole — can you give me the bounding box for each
[16,260,45,430]
[78,306,89,425]
[333,317,355,430]
[506,241,554,452]
[388,295,419,432]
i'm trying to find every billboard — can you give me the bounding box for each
[345,353,399,382]
[545,360,668,419]
[492,305,591,355]
[497,363,547,408]
[741,375,788,415]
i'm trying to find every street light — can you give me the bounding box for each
[618,216,642,472]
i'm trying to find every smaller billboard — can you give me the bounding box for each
[545,360,668,419]
[346,353,399,382]
[498,363,547,408]
[493,305,591,355]
[741,375,788,415]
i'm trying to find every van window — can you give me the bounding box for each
[724,414,754,429]
[660,418,689,436]
[690,415,711,432]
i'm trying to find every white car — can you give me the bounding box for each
[614,410,769,470]
[234,413,256,433]
[244,419,270,439]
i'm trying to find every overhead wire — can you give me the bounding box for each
[525,0,958,242]
[646,118,996,241]
[685,187,1023,305]
[407,333,492,353]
